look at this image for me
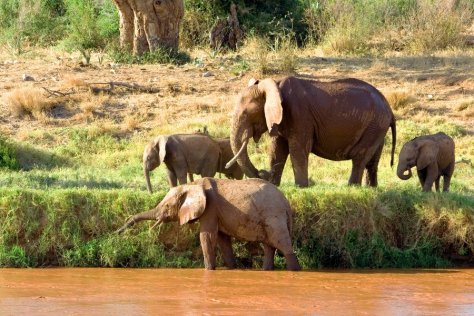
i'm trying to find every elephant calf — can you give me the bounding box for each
[397,132,455,192]
[117,178,301,271]
[143,134,243,192]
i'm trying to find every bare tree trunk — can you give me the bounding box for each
[112,0,184,56]
[113,0,134,50]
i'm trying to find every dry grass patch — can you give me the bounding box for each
[276,37,298,74]
[405,0,473,53]
[122,116,140,132]
[6,87,53,119]
[63,76,88,89]
[457,99,474,112]
[385,90,417,111]
[241,36,271,75]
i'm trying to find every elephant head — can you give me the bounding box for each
[143,136,168,193]
[116,184,206,234]
[226,78,283,179]
[397,138,438,180]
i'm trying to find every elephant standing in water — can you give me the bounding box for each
[397,132,455,192]
[226,76,396,187]
[143,134,243,192]
[117,178,301,271]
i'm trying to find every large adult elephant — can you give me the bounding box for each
[226,76,396,187]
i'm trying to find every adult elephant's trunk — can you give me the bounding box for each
[144,165,153,193]
[228,119,259,178]
[116,208,159,234]
[397,165,412,180]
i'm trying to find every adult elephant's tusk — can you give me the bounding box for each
[226,139,248,169]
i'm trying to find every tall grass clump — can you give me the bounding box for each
[304,0,473,54]
[6,87,52,119]
[274,32,298,73]
[405,0,474,53]
[241,36,271,75]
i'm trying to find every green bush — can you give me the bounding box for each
[0,137,19,170]
[0,0,65,54]
[62,0,104,63]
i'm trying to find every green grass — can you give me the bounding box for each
[0,118,472,268]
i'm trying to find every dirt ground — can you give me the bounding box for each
[0,48,473,141]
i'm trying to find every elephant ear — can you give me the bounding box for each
[157,136,169,164]
[416,140,438,170]
[258,78,283,136]
[178,184,206,225]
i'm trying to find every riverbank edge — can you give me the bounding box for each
[0,187,472,268]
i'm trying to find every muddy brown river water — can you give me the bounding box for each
[0,268,473,315]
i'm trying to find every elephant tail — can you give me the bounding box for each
[286,207,293,235]
[390,115,396,167]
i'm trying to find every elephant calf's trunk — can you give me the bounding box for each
[144,167,153,193]
[116,209,160,234]
[116,217,137,234]
[397,168,413,180]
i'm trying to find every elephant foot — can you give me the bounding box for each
[285,253,301,271]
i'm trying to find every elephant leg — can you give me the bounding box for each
[365,143,384,187]
[188,173,194,183]
[349,159,366,185]
[177,171,188,185]
[201,166,217,179]
[217,232,236,269]
[266,229,301,271]
[443,163,455,192]
[443,175,451,192]
[200,231,218,270]
[166,169,178,187]
[417,168,427,189]
[422,164,438,192]
[263,244,276,270]
[435,176,440,192]
[289,140,309,187]
[269,136,289,186]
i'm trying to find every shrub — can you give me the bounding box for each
[405,0,473,53]
[63,0,103,64]
[0,0,65,55]
[0,137,19,170]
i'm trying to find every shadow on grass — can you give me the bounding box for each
[14,142,70,171]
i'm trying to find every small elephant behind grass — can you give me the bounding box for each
[397,132,455,192]
[117,178,301,271]
[143,133,243,192]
